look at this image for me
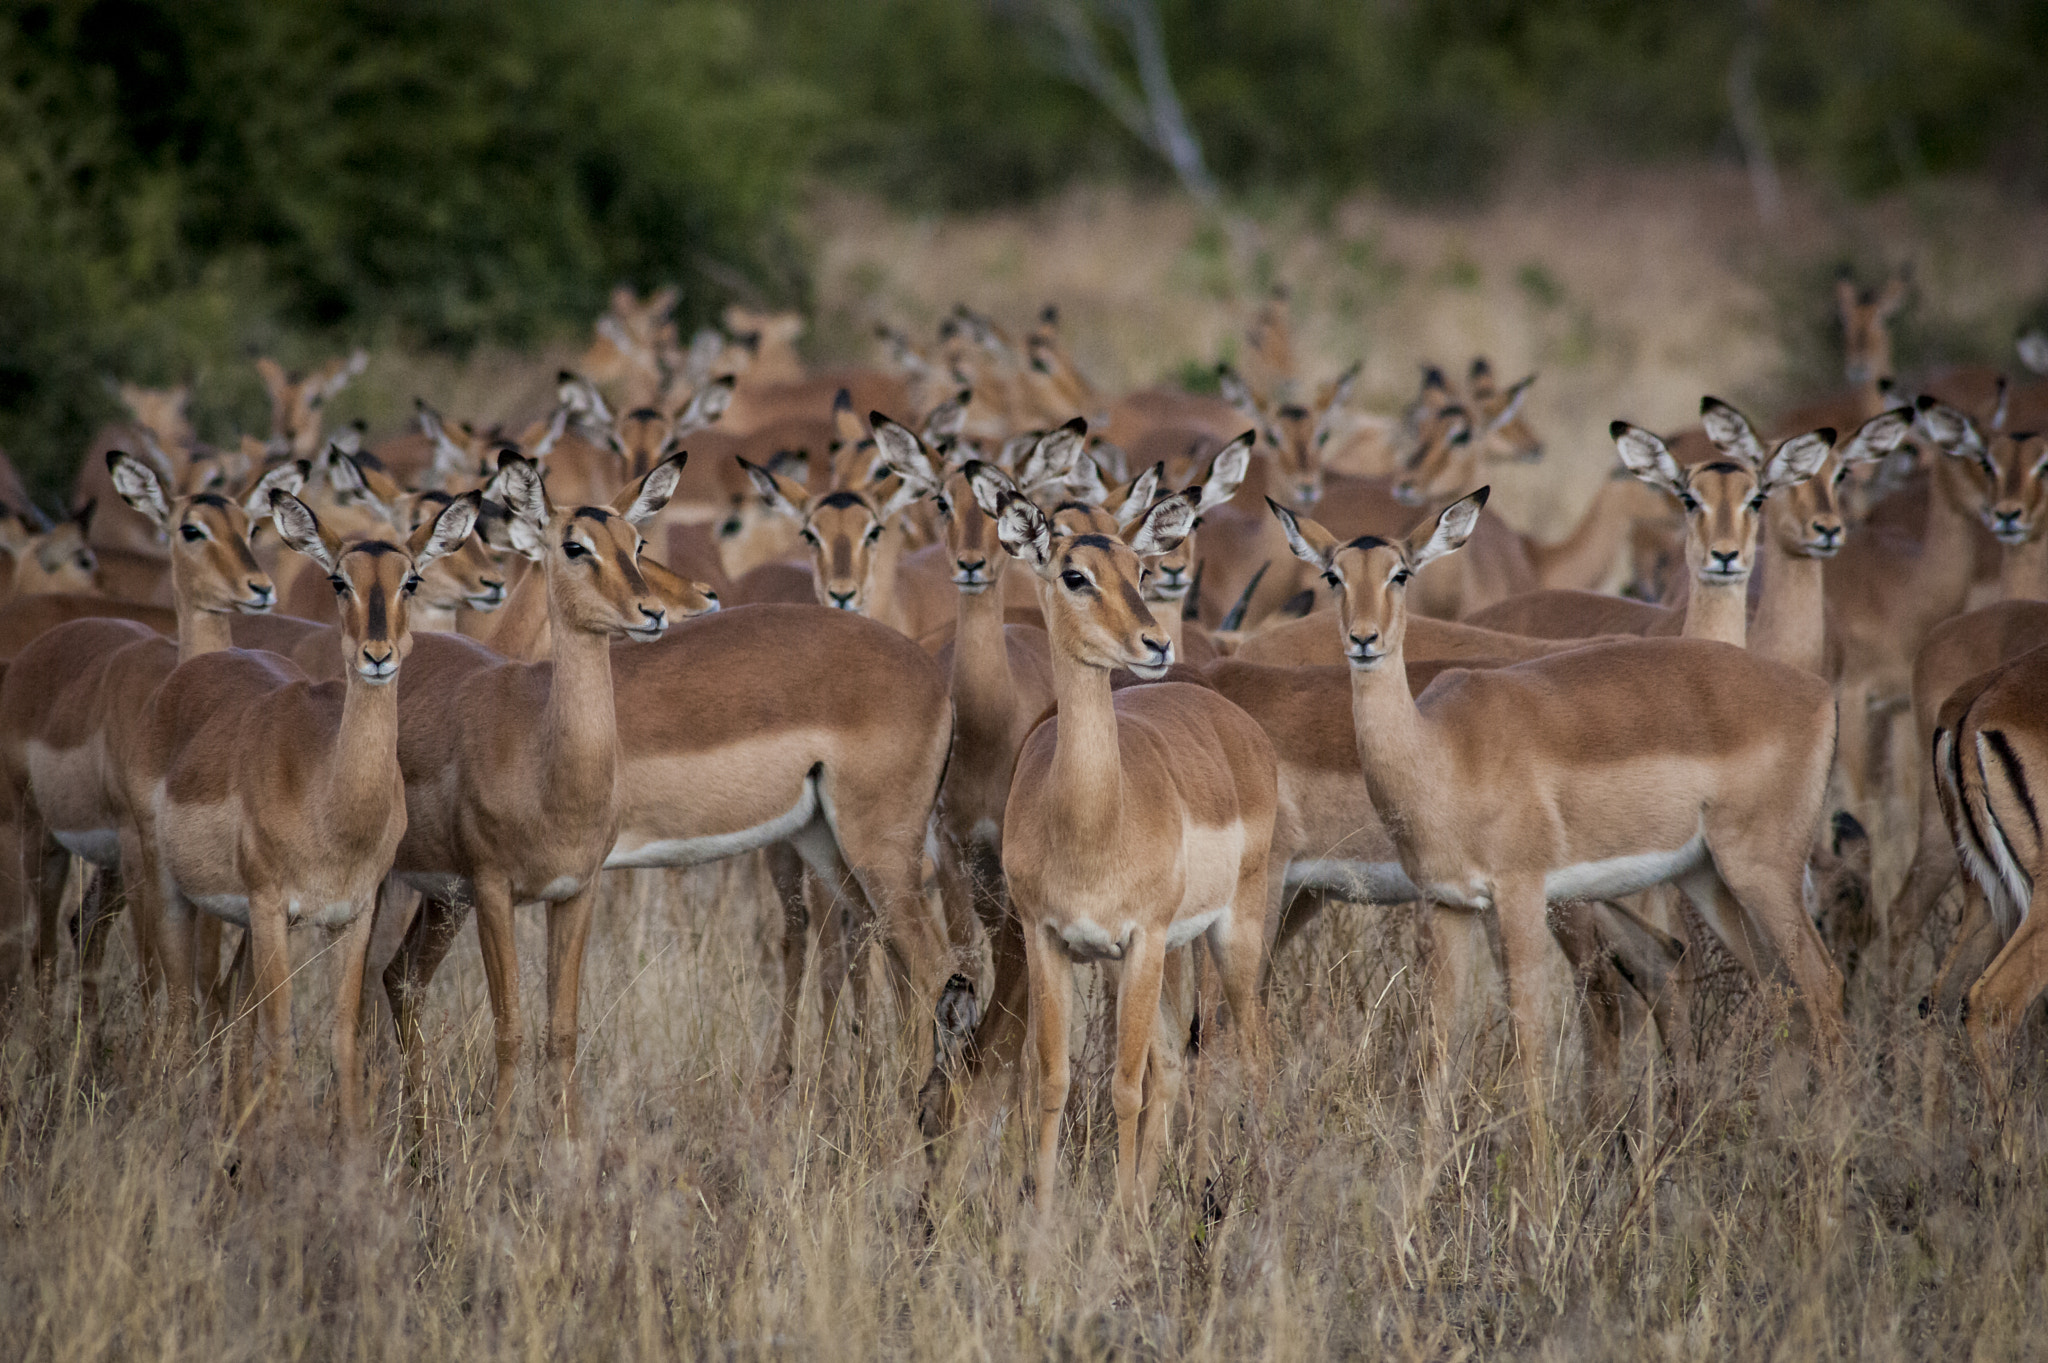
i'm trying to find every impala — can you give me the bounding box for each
[1273,489,1844,1139]
[985,480,1279,1215]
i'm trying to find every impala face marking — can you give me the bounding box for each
[110,452,306,615]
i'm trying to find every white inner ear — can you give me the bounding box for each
[1764,433,1833,491]
[1613,426,1684,495]
[111,458,172,529]
[1411,496,1482,570]
[624,458,683,525]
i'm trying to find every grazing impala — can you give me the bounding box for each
[983,479,1279,1215]
[139,487,477,1123]
[1273,490,1844,1141]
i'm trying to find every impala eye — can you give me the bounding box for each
[1060,569,1090,592]
[864,524,883,544]
[800,528,819,546]
[1748,493,1766,511]
[934,496,952,517]
[179,524,206,543]
[1323,571,1342,590]
[329,575,349,597]
[1833,467,1849,484]
[403,573,422,595]
[1678,492,1700,512]
[1390,568,1412,586]
[562,541,589,559]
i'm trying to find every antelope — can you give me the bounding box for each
[0,456,304,1004]
[136,488,477,1122]
[1922,642,2048,1119]
[373,452,678,1131]
[1771,268,1910,443]
[3,505,100,600]
[1465,403,1911,665]
[257,350,369,460]
[979,479,1279,1214]
[1273,489,1844,1140]
[77,382,200,556]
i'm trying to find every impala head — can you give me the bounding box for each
[1612,399,1834,585]
[1921,395,2048,547]
[742,427,922,612]
[1764,407,1915,559]
[272,488,479,683]
[612,406,677,480]
[1272,488,1490,670]
[578,286,678,389]
[1392,406,1476,505]
[256,350,368,458]
[110,451,303,614]
[1220,360,1357,506]
[117,382,194,451]
[403,489,508,612]
[494,449,680,641]
[415,399,494,487]
[1145,433,1253,604]
[13,505,99,594]
[975,471,1198,680]
[1836,268,1909,385]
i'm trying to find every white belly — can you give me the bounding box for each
[1543,834,1709,902]
[1286,858,1420,903]
[52,828,121,867]
[606,775,818,870]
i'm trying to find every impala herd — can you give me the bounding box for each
[3,278,2048,1216]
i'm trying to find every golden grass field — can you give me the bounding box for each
[8,167,2048,1360]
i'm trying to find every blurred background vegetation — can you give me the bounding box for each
[2,0,2045,494]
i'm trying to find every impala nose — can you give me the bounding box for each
[827,588,858,611]
[359,643,396,683]
[1810,522,1842,554]
[630,604,668,640]
[1707,548,1742,576]
[1993,508,2028,542]
[245,581,275,610]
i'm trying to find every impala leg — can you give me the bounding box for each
[1836,680,1878,817]
[964,841,1029,1080]
[244,890,294,1112]
[383,893,468,1137]
[1025,921,1074,1213]
[1423,903,1488,1135]
[1886,782,1960,993]
[471,876,523,1135]
[195,916,229,1040]
[542,882,600,1137]
[117,826,166,1008]
[329,905,378,1139]
[1706,856,1847,1064]
[1494,876,1567,1157]
[1135,950,1192,1210]
[1552,899,1623,1094]
[1964,904,2048,1133]
[1921,882,2001,1132]
[156,882,197,1057]
[1110,928,1167,1218]
[30,836,66,997]
[75,866,117,1034]
[765,842,809,1083]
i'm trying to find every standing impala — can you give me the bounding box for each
[984,480,1279,1216]
[1273,489,1844,1143]
[139,488,477,1124]
[378,452,679,1133]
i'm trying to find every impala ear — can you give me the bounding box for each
[994,492,1053,572]
[737,457,809,523]
[255,356,290,401]
[616,450,686,524]
[1838,408,1914,466]
[1125,489,1199,558]
[962,459,1019,519]
[495,452,550,529]
[107,451,172,530]
[1611,422,1687,497]
[873,474,926,524]
[676,375,734,432]
[270,491,342,574]
[1916,395,1985,457]
[1064,452,1110,508]
[920,389,971,445]
[1762,430,1836,494]
[1409,487,1488,570]
[408,490,482,571]
[1266,497,1338,569]
[870,414,939,491]
[1217,365,1259,417]
[1018,416,1087,492]
[1699,397,1768,465]
[2018,329,2048,377]
[1107,461,1164,529]
[241,459,309,519]
[1485,374,1536,433]
[1197,433,1254,513]
[1320,360,1361,414]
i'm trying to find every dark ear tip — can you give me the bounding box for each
[1700,395,1728,414]
[1472,485,1492,507]
[867,410,892,429]
[1817,427,1838,445]
[104,449,126,472]
[833,388,853,409]
[1608,420,1630,439]
[1062,415,1088,434]
[1915,394,1938,411]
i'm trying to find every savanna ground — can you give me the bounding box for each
[9,168,2048,1360]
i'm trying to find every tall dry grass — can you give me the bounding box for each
[3,855,2042,1362]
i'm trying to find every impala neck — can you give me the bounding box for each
[1680,572,1748,647]
[1147,598,1185,656]
[1044,620,1125,866]
[866,521,908,630]
[177,606,236,663]
[325,665,403,841]
[1346,621,1439,865]
[1748,536,1827,676]
[541,567,620,807]
[951,566,1017,752]
[468,559,549,661]
[1999,532,2048,603]
[1528,473,1649,590]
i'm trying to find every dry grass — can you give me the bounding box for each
[3,858,2044,1362]
[11,166,2048,1360]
